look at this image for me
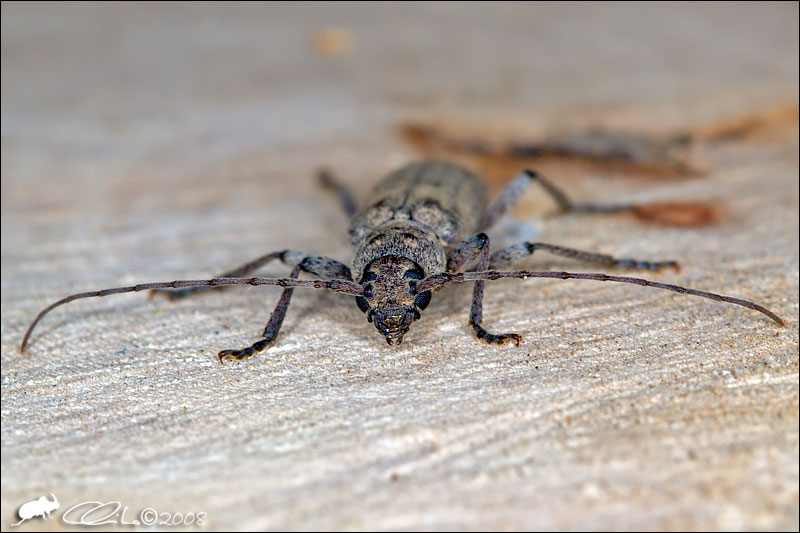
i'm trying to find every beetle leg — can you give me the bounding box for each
[149,250,287,300]
[478,169,640,232]
[150,249,353,300]
[318,168,358,218]
[447,232,521,346]
[489,242,679,272]
[446,232,489,272]
[218,254,352,362]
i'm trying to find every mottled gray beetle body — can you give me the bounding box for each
[21,159,785,361]
[350,161,491,342]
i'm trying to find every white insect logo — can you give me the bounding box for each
[12,493,59,526]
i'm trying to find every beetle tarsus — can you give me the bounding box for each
[473,325,522,346]
[218,337,275,363]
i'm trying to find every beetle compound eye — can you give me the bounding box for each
[360,271,378,283]
[363,284,374,298]
[355,296,370,313]
[404,268,424,280]
[414,291,431,310]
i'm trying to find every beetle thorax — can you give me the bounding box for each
[351,221,447,281]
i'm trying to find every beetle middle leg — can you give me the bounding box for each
[447,232,522,346]
[477,168,679,271]
[150,250,287,300]
[218,253,352,362]
[488,242,679,272]
[150,249,353,300]
[152,165,357,303]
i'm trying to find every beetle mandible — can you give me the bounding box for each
[21,160,785,362]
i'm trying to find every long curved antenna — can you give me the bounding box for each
[417,270,785,326]
[20,277,364,353]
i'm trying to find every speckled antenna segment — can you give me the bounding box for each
[349,160,487,278]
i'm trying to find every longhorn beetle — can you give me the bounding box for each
[21,160,785,362]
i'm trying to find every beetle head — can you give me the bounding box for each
[355,255,432,345]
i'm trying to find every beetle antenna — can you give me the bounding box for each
[20,276,364,353]
[418,270,785,326]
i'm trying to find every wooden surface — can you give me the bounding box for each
[2,3,798,530]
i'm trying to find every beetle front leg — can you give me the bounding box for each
[218,254,352,362]
[448,233,521,346]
